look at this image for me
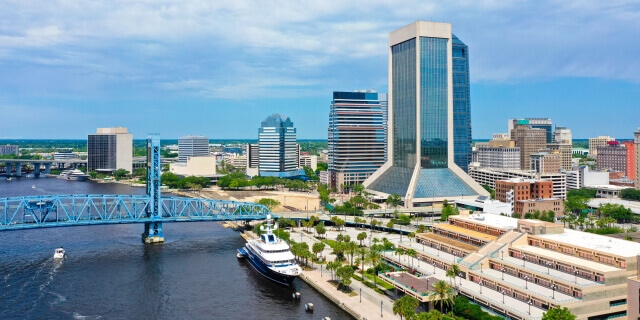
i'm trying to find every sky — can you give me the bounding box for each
[0,0,639,140]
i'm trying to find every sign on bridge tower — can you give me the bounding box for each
[142,134,164,244]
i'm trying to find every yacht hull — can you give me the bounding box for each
[242,247,297,286]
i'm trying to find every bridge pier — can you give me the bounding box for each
[34,162,41,175]
[5,163,12,176]
[142,222,164,244]
[44,163,51,174]
[15,162,22,177]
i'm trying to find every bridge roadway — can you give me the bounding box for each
[0,194,270,231]
[0,159,87,176]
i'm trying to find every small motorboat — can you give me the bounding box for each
[6,177,11,181]
[53,247,65,259]
[32,185,36,189]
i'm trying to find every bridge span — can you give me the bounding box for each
[0,135,271,243]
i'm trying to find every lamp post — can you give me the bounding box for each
[501,267,506,281]
[523,255,527,268]
[360,288,362,303]
[574,269,579,283]
[551,284,556,299]
[501,250,504,260]
[501,290,506,304]
[433,261,436,273]
[480,262,483,273]
[528,300,533,315]
[478,280,482,294]
[381,300,383,318]
[524,276,529,289]
[459,272,464,286]
[546,262,552,274]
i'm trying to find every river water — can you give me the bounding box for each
[0,176,352,319]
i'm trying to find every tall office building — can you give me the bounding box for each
[635,128,640,189]
[511,125,547,170]
[328,90,387,190]
[508,118,553,143]
[596,141,635,179]
[88,127,133,173]
[178,135,209,163]
[554,126,572,144]
[477,146,520,169]
[589,136,615,158]
[452,36,473,171]
[364,21,488,206]
[258,114,300,177]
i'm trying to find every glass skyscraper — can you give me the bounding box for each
[258,114,301,178]
[364,21,487,206]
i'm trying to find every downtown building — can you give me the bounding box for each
[364,21,488,206]
[384,212,638,320]
[178,135,209,163]
[257,114,302,178]
[87,127,133,173]
[0,145,18,155]
[328,90,387,191]
[476,139,520,170]
[589,136,615,158]
[596,141,636,180]
[636,128,640,189]
[468,164,567,200]
[508,118,553,143]
[511,125,547,171]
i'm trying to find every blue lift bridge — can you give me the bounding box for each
[0,135,272,243]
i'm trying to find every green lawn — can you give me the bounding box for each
[361,272,394,290]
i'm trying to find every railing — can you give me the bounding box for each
[610,302,627,307]
[606,313,627,320]
[474,269,579,304]
[378,273,431,297]
[496,255,603,287]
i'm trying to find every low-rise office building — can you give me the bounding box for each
[589,136,615,158]
[383,212,639,320]
[514,198,564,217]
[170,156,217,177]
[469,165,567,200]
[530,151,562,173]
[299,154,318,171]
[597,141,635,180]
[477,145,521,170]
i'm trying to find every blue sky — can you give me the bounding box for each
[1,0,639,139]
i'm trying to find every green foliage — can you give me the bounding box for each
[276,217,295,229]
[599,203,636,223]
[431,280,456,313]
[541,306,576,320]
[113,168,130,179]
[386,194,402,207]
[452,296,503,320]
[584,227,624,234]
[257,198,281,210]
[161,172,211,189]
[302,166,319,181]
[523,210,556,222]
[621,189,640,201]
[312,242,326,259]
[482,185,496,200]
[133,167,147,177]
[217,172,250,189]
[336,265,354,288]
[315,162,328,173]
[393,295,419,320]
[0,153,42,160]
[440,206,460,221]
[567,188,597,199]
[315,222,327,238]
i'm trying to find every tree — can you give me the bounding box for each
[371,219,379,229]
[407,232,416,242]
[386,194,402,208]
[353,184,365,195]
[257,198,281,211]
[415,310,444,320]
[393,295,419,320]
[357,247,367,269]
[113,168,129,179]
[387,220,395,229]
[541,306,576,320]
[326,261,341,280]
[446,264,461,286]
[406,249,417,269]
[482,185,496,200]
[312,242,326,260]
[357,232,367,246]
[133,167,147,177]
[430,280,455,313]
[315,222,327,239]
[365,249,382,288]
[346,241,358,265]
[336,265,354,289]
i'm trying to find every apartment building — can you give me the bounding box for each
[530,151,562,174]
[383,212,639,320]
[597,141,635,179]
[589,136,615,158]
[477,146,521,170]
[496,179,553,202]
[0,145,18,155]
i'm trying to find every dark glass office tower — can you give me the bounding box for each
[364,21,487,206]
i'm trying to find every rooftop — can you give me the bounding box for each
[538,228,640,258]
[515,245,621,272]
[453,214,519,230]
[436,224,498,241]
[416,233,479,252]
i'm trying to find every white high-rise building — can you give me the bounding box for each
[178,135,209,163]
[88,127,133,173]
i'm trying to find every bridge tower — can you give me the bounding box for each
[142,134,164,244]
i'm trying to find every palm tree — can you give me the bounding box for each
[326,261,340,280]
[357,247,367,269]
[408,232,416,242]
[347,241,358,265]
[415,310,444,320]
[406,249,417,269]
[430,280,455,313]
[395,247,405,261]
[446,264,462,287]
[366,249,382,288]
[393,295,419,320]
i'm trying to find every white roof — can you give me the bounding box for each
[455,214,519,230]
[538,228,640,258]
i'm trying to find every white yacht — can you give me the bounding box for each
[53,247,65,259]
[237,215,301,286]
[58,169,90,181]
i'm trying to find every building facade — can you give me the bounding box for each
[178,135,209,163]
[364,21,487,206]
[548,143,572,171]
[514,198,564,216]
[328,91,387,190]
[554,126,572,144]
[477,146,520,169]
[589,136,615,158]
[258,114,300,178]
[511,125,547,170]
[0,145,18,155]
[87,127,133,173]
[299,154,318,171]
[508,118,553,143]
[530,151,562,173]
[452,35,473,171]
[636,128,640,189]
[496,178,553,203]
[597,141,635,179]
[468,165,567,199]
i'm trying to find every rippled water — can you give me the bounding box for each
[0,176,352,319]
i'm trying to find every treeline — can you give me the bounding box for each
[217,172,312,191]
[621,189,640,201]
[161,172,211,189]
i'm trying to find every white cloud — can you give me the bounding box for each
[0,0,638,99]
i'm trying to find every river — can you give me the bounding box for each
[0,175,352,319]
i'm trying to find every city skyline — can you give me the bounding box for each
[1,2,639,139]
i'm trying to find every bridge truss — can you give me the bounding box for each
[0,134,272,243]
